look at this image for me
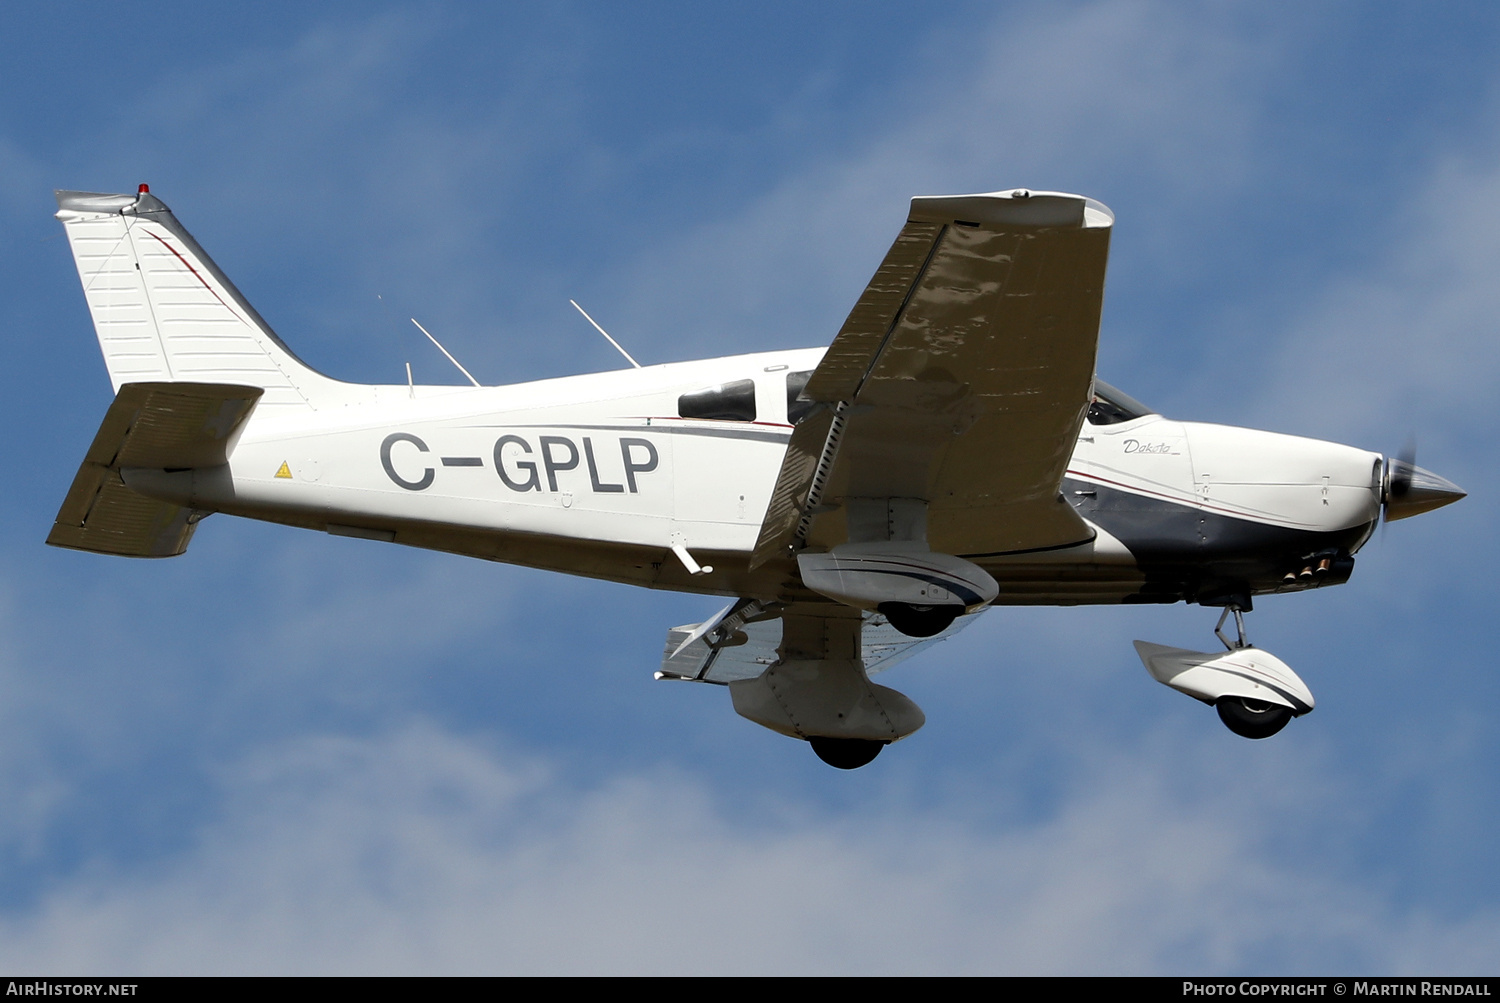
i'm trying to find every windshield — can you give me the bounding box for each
[1087,380,1155,425]
[785,370,818,424]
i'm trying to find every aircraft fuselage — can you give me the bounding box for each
[121,346,1383,609]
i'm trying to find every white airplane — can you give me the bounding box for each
[48,185,1464,769]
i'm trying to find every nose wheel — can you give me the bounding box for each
[1216,696,1293,739]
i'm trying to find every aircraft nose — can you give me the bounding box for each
[1384,460,1467,521]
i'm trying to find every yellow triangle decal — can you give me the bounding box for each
[274,461,292,479]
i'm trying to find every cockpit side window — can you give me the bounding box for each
[678,379,757,422]
[785,370,817,425]
[1087,380,1155,426]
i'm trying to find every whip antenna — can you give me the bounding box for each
[570,300,642,369]
[410,318,481,388]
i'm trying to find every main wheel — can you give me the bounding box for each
[809,737,886,769]
[878,602,962,638]
[1216,697,1293,739]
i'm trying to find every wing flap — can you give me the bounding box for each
[47,382,262,558]
[750,407,837,567]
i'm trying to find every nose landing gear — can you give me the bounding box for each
[1210,604,1294,739]
[1134,601,1315,740]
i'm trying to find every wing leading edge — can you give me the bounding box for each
[752,189,1114,568]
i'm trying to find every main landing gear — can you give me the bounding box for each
[1133,602,1315,741]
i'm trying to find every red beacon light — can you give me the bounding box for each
[138,183,149,194]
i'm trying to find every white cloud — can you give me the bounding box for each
[0,723,1496,975]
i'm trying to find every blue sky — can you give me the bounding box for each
[0,1,1497,974]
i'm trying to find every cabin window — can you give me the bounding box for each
[678,379,757,422]
[1087,380,1155,425]
[785,370,818,425]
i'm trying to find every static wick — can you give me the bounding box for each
[570,300,642,369]
[410,318,481,388]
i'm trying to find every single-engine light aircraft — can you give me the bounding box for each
[48,186,1464,769]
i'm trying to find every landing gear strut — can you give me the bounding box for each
[1214,604,1251,652]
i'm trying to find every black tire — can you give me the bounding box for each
[878,602,962,638]
[1216,697,1293,739]
[809,737,886,769]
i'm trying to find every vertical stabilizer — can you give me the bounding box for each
[55,188,369,413]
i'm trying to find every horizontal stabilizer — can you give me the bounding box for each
[47,382,262,558]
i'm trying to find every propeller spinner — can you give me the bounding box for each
[1383,445,1466,522]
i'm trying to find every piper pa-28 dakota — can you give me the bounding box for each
[47,185,1464,769]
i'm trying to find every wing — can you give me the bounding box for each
[752,189,1113,567]
[658,603,980,685]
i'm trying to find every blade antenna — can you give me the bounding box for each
[570,300,642,369]
[410,318,481,388]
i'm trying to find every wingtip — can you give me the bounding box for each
[908,189,1113,229]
